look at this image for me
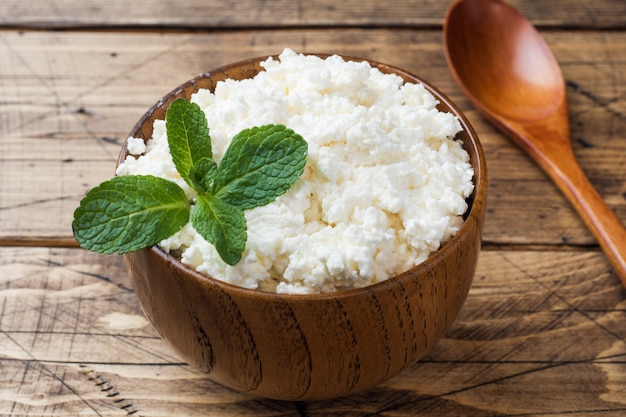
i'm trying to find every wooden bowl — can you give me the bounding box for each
[120,55,488,401]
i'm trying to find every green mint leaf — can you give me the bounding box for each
[72,175,190,254]
[213,124,308,209]
[189,157,217,194]
[192,195,246,266]
[75,98,309,268]
[166,98,212,187]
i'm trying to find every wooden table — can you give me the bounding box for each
[2,0,626,415]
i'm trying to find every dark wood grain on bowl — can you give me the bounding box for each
[122,55,487,400]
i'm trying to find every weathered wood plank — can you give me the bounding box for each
[1,29,625,247]
[0,0,624,29]
[1,247,624,416]
[3,0,625,413]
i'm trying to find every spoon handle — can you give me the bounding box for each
[546,152,626,287]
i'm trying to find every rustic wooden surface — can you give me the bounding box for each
[1,0,625,415]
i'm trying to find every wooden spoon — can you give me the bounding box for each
[443,0,626,288]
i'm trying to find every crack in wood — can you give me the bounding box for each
[0,195,75,211]
[79,364,142,416]
[39,257,135,292]
[567,79,625,120]
[495,252,625,342]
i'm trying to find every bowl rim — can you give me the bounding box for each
[120,53,487,301]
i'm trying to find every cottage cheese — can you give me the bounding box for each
[116,48,474,294]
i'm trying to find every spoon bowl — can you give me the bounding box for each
[446,0,564,122]
[444,0,626,288]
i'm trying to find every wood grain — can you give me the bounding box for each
[0,0,624,29]
[2,248,624,415]
[1,29,625,246]
[2,0,626,413]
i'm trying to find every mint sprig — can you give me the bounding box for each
[72,98,308,266]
